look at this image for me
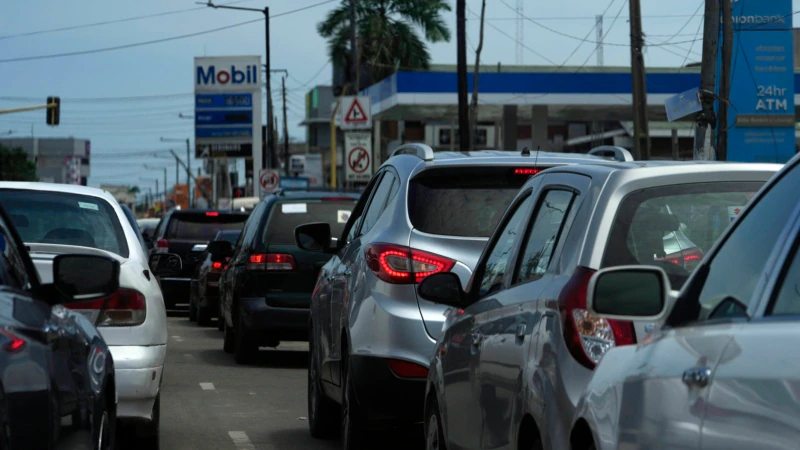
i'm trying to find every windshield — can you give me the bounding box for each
[601,181,764,289]
[0,189,129,258]
[264,200,355,245]
[166,213,247,241]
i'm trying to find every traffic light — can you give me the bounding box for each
[233,187,244,198]
[46,96,60,126]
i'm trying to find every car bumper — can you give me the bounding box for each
[160,278,191,305]
[350,355,426,427]
[109,344,167,422]
[239,297,309,340]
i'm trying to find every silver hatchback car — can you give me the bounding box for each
[416,160,780,450]
[294,144,635,448]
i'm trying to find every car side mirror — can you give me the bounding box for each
[418,273,465,308]
[295,223,335,253]
[587,265,670,321]
[52,254,120,303]
[148,253,183,277]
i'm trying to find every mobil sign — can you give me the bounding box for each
[195,56,261,93]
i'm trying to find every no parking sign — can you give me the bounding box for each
[344,132,373,182]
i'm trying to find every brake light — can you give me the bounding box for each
[206,211,219,217]
[212,261,223,271]
[387,359,429,379]
[0,329,25,352]
[247,253,296,271]
[156,239,169,249]
[66,288,147,327]
[559,267,636,370]
[514,168,540,175]
[660,247,703,271]
[365,243,456,284]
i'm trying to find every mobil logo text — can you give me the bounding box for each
[197,64,259,86]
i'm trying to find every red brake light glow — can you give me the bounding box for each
[365,243,456,284]
[514,168,540,175]
[660,247,704,271]
[0,329,25,352]
[387,359,429,379]
[212,261,223,270]
[247,253,296,271]
[66,288,147,327]
[206,211,219,217]
[156,239,169,249]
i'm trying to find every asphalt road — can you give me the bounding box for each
[147,312,424,450]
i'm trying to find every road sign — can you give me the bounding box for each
[259,169,280,197]
[664,87,702,122]
[344,132,373,182]
[340,96,372,130]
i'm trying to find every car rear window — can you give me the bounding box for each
[408,166,541,237]
[217,231,241,245]
[263,200,356,245]
[0,189,130,258]
[166,213,247,241]
[601,181,764,289]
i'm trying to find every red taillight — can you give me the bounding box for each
[387,359,429,379]
[247,253,296,271]
[365,243,456,284]
[0,329,25,353]
[212,261,223,271]
[66,288,147,327]
[156,239,169,249]
[514,168,540,175]
[206,211,219,217]
[660,247,703,271]
[559,266,636,370]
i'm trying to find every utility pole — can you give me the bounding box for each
[170,150,213,201]
[717,0,733,161]
[695,0,720,160]
[456,0,470,150]
[282,76,290,176]
[628,0,650,160]
[161,137,192,207]
[469,0,487,151]
[596,15,604,66]
[349,0,360,92]
[145,165,168,203]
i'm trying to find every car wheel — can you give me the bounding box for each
[425,399,447,450]
[93,410,111,450]
[223,318,235,353]
[341,350,369,450]
[308,329,339,439]
[233,314,258,365]
[197,306,212,327]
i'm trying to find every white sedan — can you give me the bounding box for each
[0,182,170,447]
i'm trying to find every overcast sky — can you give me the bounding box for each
[0,0,791,189]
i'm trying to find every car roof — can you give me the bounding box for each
[0,181,118,202]
[271,191,361,200]
[418,151,614,168]
[540,159,784,179]
[169,208,249,216]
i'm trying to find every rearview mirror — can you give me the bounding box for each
[148,253,183,277]
[587,265,670,321]
[53,254,120,301]
[418,273,465,308]
[295,223,335,253]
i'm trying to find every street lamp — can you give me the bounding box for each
[202,0,273,171]
[160,137,192,207]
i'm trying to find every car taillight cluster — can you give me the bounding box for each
[66,288,147,327]
[364,243,455,284]
[247,253,296,271]
[387,358,429,379]
[559,267,636,369]
[660,247,703,271]
[212,261,224,272]
[0,328,25,353]
[156,239,169,249]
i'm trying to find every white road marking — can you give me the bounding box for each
[171,335,184,342]
[183,353,194,360]
[199,382,215,390]
[228,431,255,450]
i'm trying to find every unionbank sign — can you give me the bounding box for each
[194,56,262,160]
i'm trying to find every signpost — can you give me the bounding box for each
[259,169,280,196]
[718,0,795,163]
[339,96,372,130]
[345,132,373,183]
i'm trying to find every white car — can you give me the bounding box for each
[0,182,170,447]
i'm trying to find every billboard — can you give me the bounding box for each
[719,0,796,162]
[194,56,262,161]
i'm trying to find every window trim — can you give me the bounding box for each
[339,170,386,247]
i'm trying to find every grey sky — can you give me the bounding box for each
[0,0,787,189]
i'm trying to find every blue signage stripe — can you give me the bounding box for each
[195,110,253,125]
[195,93,253,108]
[195,127,253,139]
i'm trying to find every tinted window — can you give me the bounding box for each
[478,195,534,297]
[768,240,800,316]
[408,167,534,237]
[263,200,356,245]
[216,232,241,245]
[695,171,800,318]
[0,222,30,289]
[602,182,763,289]
[0,189,129,258]
[166,213,247,241]
[359,172,397,236]
[514,190,575,284]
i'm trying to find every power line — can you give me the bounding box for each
[651,1,704,46]
[0,93,193,103]
[470,6,558,65]
[288,60,331,89]
[473,14,704,21]
[0,0,337,65]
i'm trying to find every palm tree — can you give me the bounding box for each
[317,0,452,86]
[128,185,141,195]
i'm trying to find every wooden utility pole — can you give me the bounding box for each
[468,0,487,151]
[717,0,733,161]
[349,0,360,92]
[629,0,650,160]
[456,0,470,149]
[282,76,290,176]
[695,0,720,160]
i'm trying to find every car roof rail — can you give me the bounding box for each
[390,143,435,162]
[587,146,635,162]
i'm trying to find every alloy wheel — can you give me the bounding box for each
[426,414,441,450]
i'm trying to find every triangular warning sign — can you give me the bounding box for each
[344,98,368,123]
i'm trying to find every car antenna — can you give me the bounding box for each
[533,145,540,168]
[521,146,530,156]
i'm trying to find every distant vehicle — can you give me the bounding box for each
[148,209,249,310]
[570,153,800,449]
[416,160,780,450]
[0,182,174,448]
[190,229,242,327]
[214,191,359,365]
[0,201,118,450]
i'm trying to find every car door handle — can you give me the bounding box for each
[682,367,712,388]
[471,332,483,346]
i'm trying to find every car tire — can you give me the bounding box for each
[233,314,258,365]
[341,350,370,450]
[197,306,212,327]
[93,410,111,450]
[308,330,339,439]
[223,318,235,353]
[425,399,447,450]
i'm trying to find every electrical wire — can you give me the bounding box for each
[0,93,193,103]
[651,1,704,46]
[288,60,332,89]
[472,7,558,65]
[678,9,705,72]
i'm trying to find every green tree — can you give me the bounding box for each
[317,0,452,86]
[128,185,141,195]
[0,144,37,181]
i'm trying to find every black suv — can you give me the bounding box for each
[213,191,359,364]
[150,209,249,309]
